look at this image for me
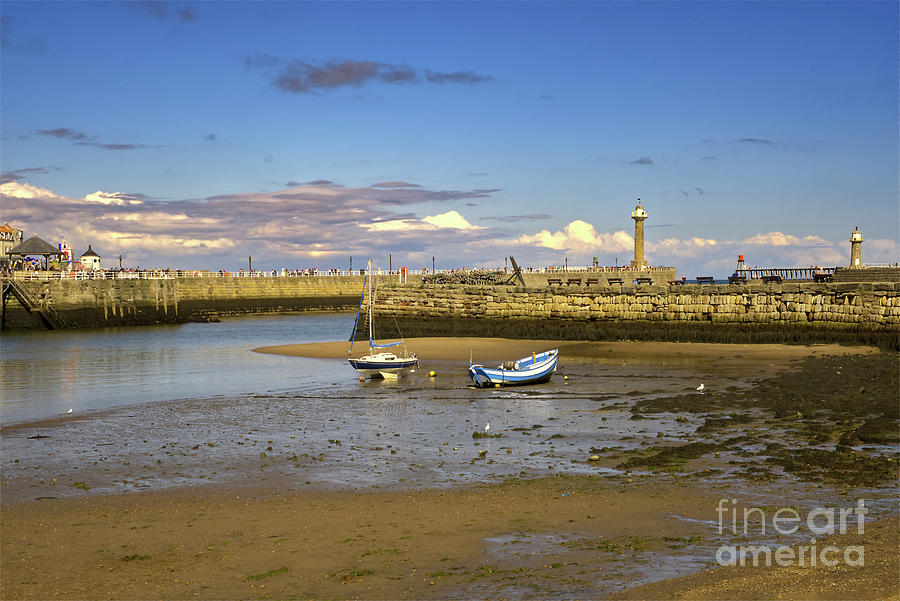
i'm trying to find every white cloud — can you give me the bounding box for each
[100,232,236,252]
[516,220,632,253]
[648,237,719,258]
[0,181,59,200]
[422,210,481,230]
[865,239,900,263]
[365,219,418,232]
[742,232,831,247]
[84,190,144,205]
[364,210,482,232]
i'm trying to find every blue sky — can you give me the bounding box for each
[2,1,897,275]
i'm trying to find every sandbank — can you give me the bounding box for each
[255,336,876,363]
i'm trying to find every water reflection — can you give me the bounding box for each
[0,313,356,425]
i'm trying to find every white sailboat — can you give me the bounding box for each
[347,259,418,379]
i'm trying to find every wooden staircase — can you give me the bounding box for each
[1,279,68,330]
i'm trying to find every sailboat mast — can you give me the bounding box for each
[368,259,374,349]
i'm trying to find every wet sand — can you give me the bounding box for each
[612,515,900,601]
[3,338,896,600]
[256,337,876,372]
[2,478,897,600]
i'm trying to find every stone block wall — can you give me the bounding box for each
[1,276,370,329]
[376,282,900,330]
[833,267,900,283]
[4,276,900,342]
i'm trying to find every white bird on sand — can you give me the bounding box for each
[67,408,73,414]
[485,423,490,432]
[696,383,705,393]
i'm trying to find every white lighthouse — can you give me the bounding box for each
[849,227,863,268]
[630,199,648,268]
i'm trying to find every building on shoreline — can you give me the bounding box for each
[80,245,101,271]
[0,223,24,265]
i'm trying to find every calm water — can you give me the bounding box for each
[0,313,358,425]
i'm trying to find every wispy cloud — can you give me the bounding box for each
[371,181,421,189]
[742,231,831,247]
[424,70,493,84]
[129,2,198,22]
[244,52,280,68]
[36,127,153,150]
[629,156,654,165]
[702,137,777,147]
[247,56,493,94]
[37,128,88,140]
[0,166,58,184]
[285,179,334,187]
[482,213,552,222]
[274,60,386,92]
[75,142,151,151]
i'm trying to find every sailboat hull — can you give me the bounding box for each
[348,355,418,379]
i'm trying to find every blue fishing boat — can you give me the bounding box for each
[468,349,558,388]
[348,259,418,379]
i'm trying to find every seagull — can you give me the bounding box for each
[696,383,705,393]
[484,423,490,432]
[67,408,73,414]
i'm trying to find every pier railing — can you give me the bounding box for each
[735,267,836,281]
[5,265,675,281]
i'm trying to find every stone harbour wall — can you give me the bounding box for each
[1,276,369,329]
[3,277,900,347]
[372,282,900,348]
[378,282,900,327]
[375,282,900,334]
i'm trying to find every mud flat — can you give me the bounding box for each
[611,515,900,601]
[2,340,897,599]
[2,477,897,600]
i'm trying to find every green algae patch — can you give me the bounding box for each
[764,444,898,487]
[617,442,719,470]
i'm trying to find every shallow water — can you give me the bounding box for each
[0,358,711,501]
[0,313,358,425]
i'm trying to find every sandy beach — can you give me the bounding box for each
[255,337,876,373]
[3,337,897,600]
[2,478,897,600]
